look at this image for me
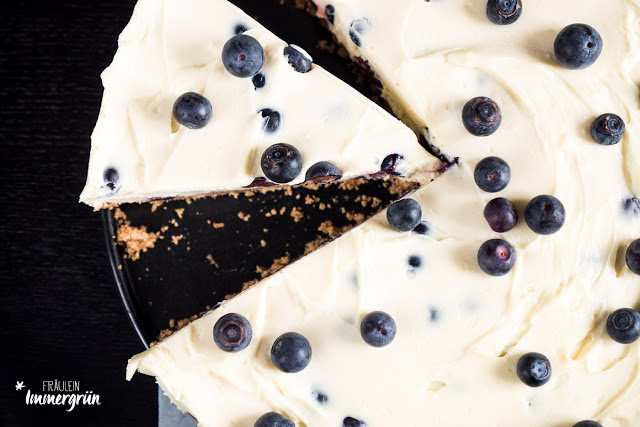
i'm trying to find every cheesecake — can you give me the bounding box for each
[126,0,640,425]
[79,0,438,209]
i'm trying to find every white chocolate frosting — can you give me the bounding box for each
[128,0,640,425]
[79,0,435,209]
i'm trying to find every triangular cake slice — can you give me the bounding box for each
[128,0,640,425]
[79,0,440,209]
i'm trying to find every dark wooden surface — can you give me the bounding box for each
[0,1,370,425]
[0,2,158,426]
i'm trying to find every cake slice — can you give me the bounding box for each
[128,1,640,425]
[79,0,439,209]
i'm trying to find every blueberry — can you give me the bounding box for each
[234,24,248,35]
[477,238,516,276]
[486,0,522,25]
[524,195,566,235]
[387,199,422,232]
[360,311,396,347]
[428,308,440,322]
[408,255,422,269]
[474,157,511,193]
[312,389,328,405]
[412,221,431,235]
[270,332,312,373]
[172,92,213,129]
[554,24,603,70]
[254,412,295,427]
[380,154,403,176]
[349,18,369,47]
[572,422,602,427]
[484,197,518,233]
[222,34,264,78]
[253,73,266,89]
[305,161,342,181]
[591,114,625,146]
[627,239,640,275]
[213,313,252,352]
[103,167,120,193]
[259,109,282,134]
[623,196,640,217]
[343,417,367,427]
[283,45,313,73]
[606,308,640,344]
[516,352,551,387]
[462,97,502,136]
[261,143,303,183]
[325,5,336,25]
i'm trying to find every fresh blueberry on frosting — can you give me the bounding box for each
[626,239,640,275]
[477,239,516,276]
[254,412,295,427]
[325,5,336,25]
[517,352,551,387]
[462,97,502,136]
[252,73,266,89]
[213,313,252,352]
[222,34,264,78]
[103,167,120,193]
[343,417,367,427]
[572,421,602,427]
[305,161,342,181]
[261,143,303,183]
[172,92,213,129]
[233,23,248,35]
[312,389,328,405]
[623,196,640,217]
[474,157,511,193]
[591,113,625,146]
[524,195,566,235]
[606,308,640,344]
[408,255,422,269]
[486,0,522,25]
[484,197,518,233]
[380,154,403,176]
[554,24,603,70]
[360,311,396,347]
[428,308,440,323]
[283,45,313,73]
[259,109,282,134]
[349,18,369,47]
[412,221,431,236]
[387,199,422,232]
[270,332,312,373]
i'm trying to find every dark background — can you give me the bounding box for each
[0,1,367,425]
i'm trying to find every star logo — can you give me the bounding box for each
[15,381,25,391]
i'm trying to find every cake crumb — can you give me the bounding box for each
[150,201,164,212]
[238,211,251,221]
[175,208,185,219]
[260,240,267,247]
[206,254,217,266]
[171,235,184,245]
[318,220,340,236]
[290,208,304,223]
[115,209,161,261]
[212,222,225,229]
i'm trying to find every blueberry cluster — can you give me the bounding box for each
[214,308,392,426]
[160,34,330,189]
